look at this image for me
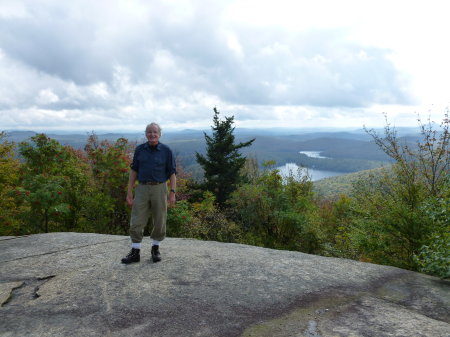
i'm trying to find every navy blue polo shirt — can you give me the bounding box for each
[130,142,176,183]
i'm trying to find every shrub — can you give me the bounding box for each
[167,200,195,238]
[228,163,321,253]
[348,111,450,270]
[414,232,450,279]
[168,192,242,243]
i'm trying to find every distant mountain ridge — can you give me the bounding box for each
[4,129,419,175]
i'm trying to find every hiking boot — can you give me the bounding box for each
[121,248,140,264]
[151,245,161,263]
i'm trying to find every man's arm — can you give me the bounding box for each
[126,169,138,207]
[168,173,176,206]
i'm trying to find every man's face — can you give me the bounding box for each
[145,125,160,145]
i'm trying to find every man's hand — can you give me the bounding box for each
[168,192,176,207]
[126,192,134,208]
[126,170,137,208]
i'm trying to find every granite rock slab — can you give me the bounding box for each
[0,233,448,337]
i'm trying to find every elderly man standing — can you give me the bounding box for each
[121,122,176,264]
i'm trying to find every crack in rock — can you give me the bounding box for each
[0,237,128,263]
[1,276,55,306]
[0,281,25,306]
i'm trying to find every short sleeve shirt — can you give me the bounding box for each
[130,142,176,183]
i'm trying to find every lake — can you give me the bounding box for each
[298,151,329,159]
[277,163,344,182]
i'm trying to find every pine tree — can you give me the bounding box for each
[196,107,255,206]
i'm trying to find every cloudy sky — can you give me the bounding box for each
[0,0,449,132]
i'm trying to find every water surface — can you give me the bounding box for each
[277,163,343,182]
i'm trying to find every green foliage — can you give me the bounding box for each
[196,107,254,206]
[11,175,70,233]
[365,112,449,199]
[167,200,195,238]
[3,133,133,235]
[168,192,242,242]
[15,134,86,233]
[18,134,70,173]
[349,175,435,268]
[414,232,450,279]
[0,132,21,235]
[317,195,358,259]
[191,192,242,242]
[228,164,320,253]
[0,132,19,186]
[77,191,116,233]
[346,111,450,269]
[413,180,449,278]
[84,133,133,233]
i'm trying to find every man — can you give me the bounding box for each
[121,122,176,264]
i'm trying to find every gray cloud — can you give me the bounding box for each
[0,0,414,130]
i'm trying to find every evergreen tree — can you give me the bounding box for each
[196,107,255,206]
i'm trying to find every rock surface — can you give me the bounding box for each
[0,232,449,337]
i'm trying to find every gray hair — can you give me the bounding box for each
[145,122,162,136]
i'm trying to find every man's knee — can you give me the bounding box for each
[130,221,146,242]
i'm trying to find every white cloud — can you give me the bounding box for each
[36,89,59,105]
[0,0,448,131]
[0,0,30,19]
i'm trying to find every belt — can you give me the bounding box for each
[140,181,164,185]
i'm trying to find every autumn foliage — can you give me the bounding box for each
[1,133,133,235]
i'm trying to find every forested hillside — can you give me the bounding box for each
[313,167,388,198]
[5,128,396,175]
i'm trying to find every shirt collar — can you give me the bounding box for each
[144,142,161,150]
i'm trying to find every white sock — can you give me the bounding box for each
[131,242,141,249]
[152,240,161,246]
